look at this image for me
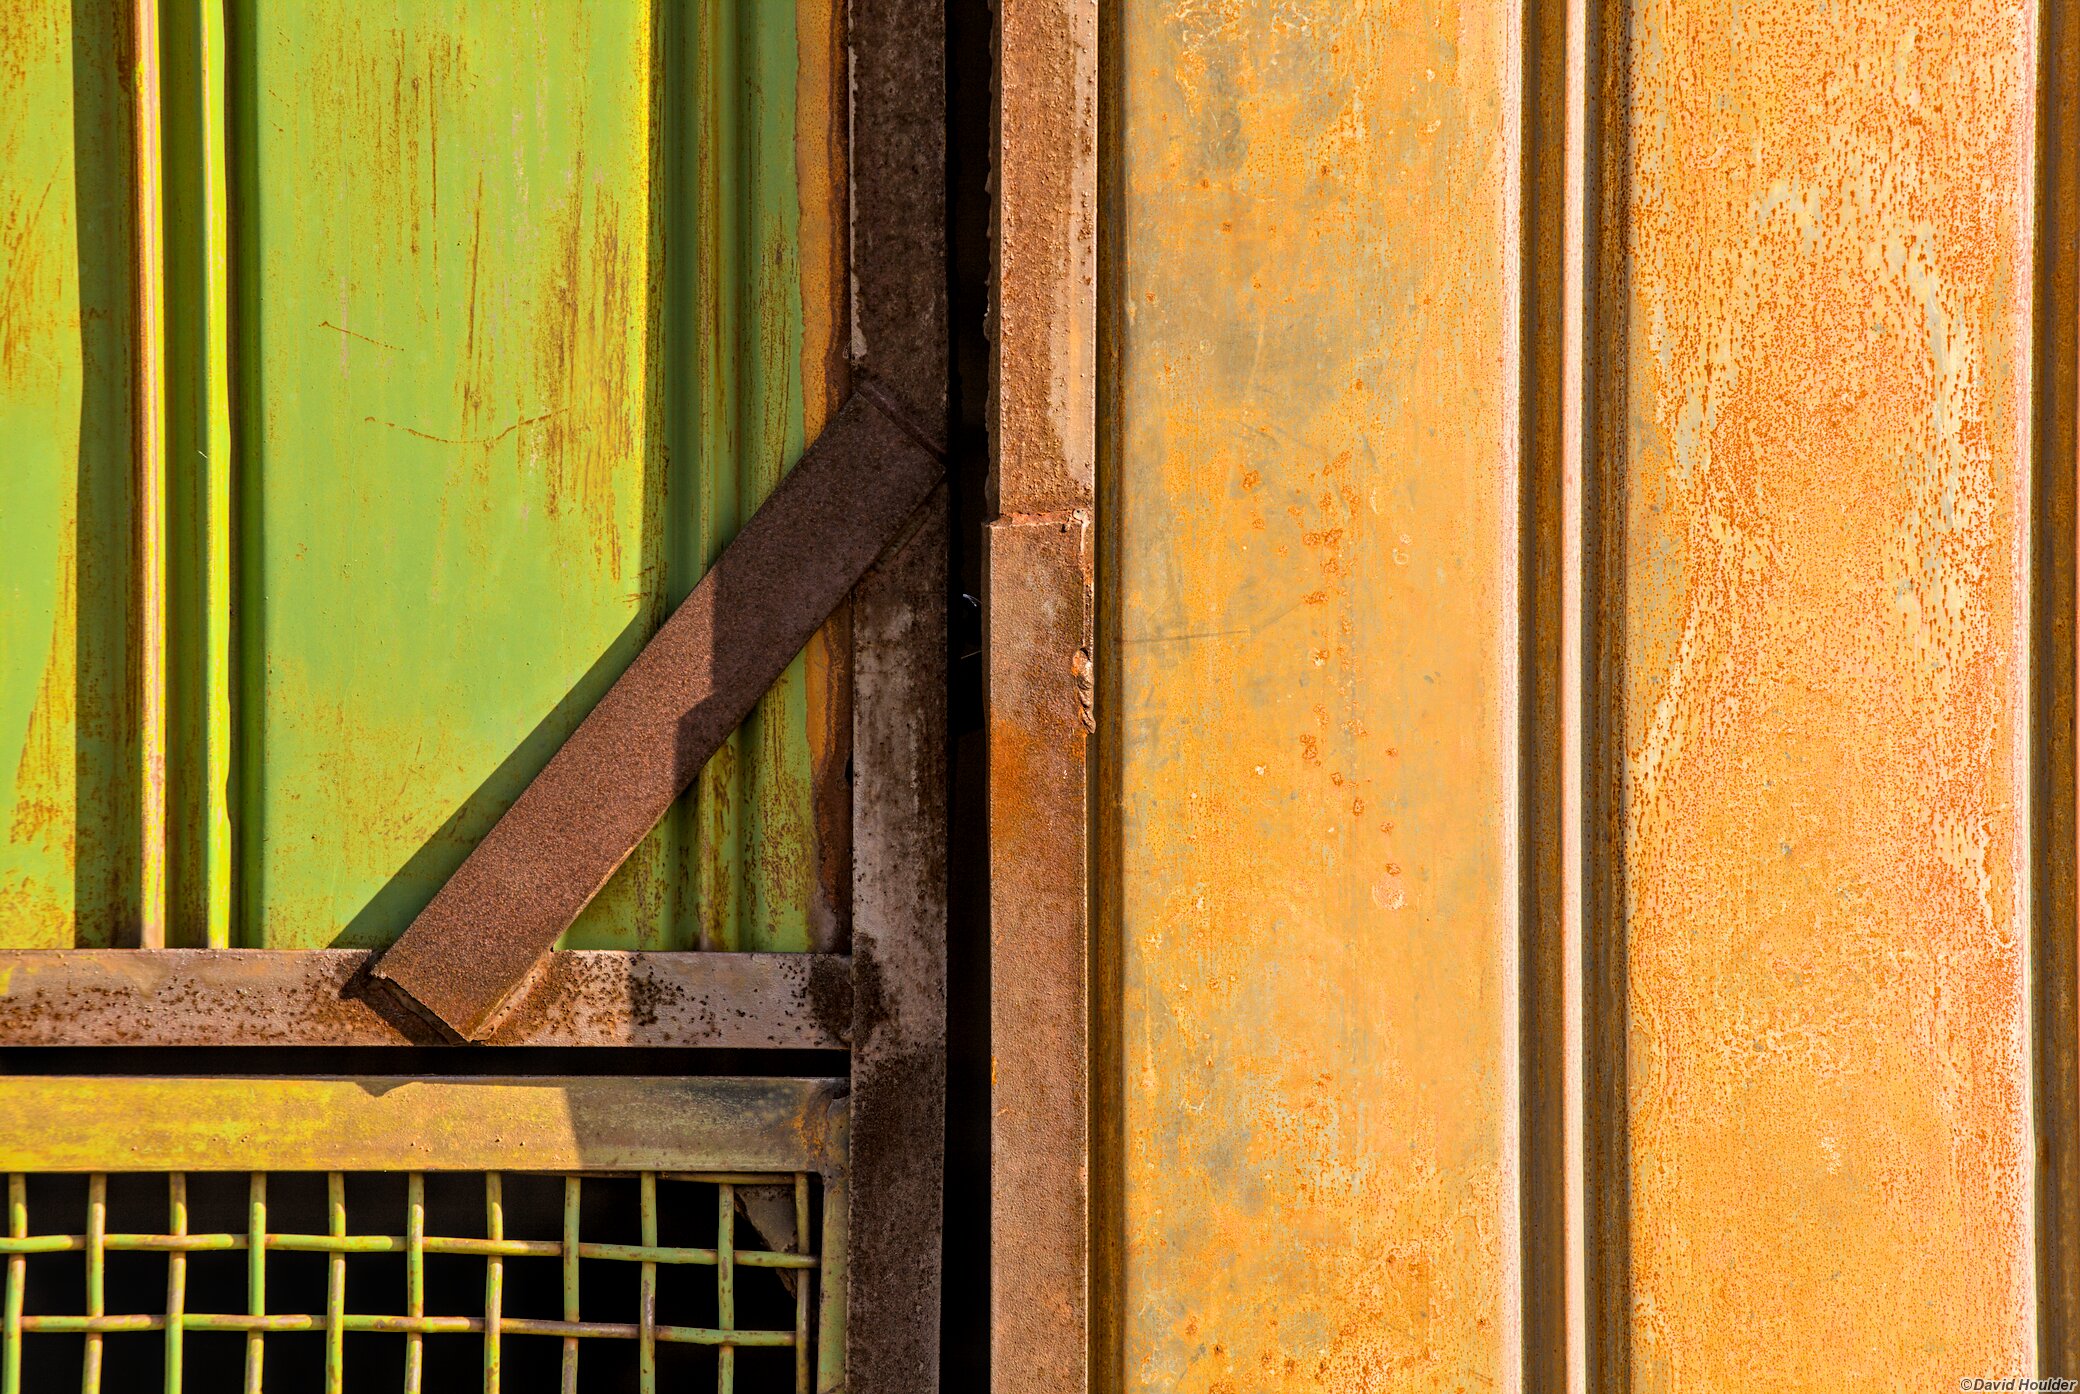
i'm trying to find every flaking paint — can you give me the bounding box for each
[1613,0,2036,1384]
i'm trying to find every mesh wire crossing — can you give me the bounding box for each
[0,1170,822,1394]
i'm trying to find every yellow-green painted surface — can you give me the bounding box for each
[1,0,844,951]
[0,1075,844,1173]
[0,0,142,949]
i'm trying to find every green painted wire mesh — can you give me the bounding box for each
[1,1170,820,1394]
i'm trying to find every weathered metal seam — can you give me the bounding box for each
[2032,0,2080,1369]
[1559,0,1601,1387]
[1519,0,1572,1389]
[1089,0,1125,1384]
[1571,0,1632,1387]
[200,0,233,951]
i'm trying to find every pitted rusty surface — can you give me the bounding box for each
[1614,1,2035,1385]
[372,388,942,1040]
[994,0,1098,517]
[1115,1,1519,1388]
[851,0,950,427]
[841,1,952,1389]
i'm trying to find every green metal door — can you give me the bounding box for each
[0,1,949,1389]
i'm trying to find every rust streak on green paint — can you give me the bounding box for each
[0,0,144,949]
[3,0,840,951]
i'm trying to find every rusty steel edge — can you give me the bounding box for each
[0,951,853,1050]
[2031,0,2080,1370]
[846,492,950,1394]
[985,514,1093,1394]
[989,1,1100,1392]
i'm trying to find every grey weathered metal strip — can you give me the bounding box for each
[0,950,851,1049]
[846,493,950,1394]
[845,0,952,1385]
[371,390,942,1041]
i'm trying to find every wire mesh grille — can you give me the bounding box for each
[0,1169,822,1394]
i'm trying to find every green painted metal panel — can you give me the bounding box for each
[0,0,844,952]
[0,0,142,949]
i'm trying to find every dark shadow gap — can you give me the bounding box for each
[941,0,993,1388]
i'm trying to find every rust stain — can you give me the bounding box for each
[363,406,562,448]
[0,168,59,390]
[10,530,76,855]
[3,0,142,951]
[529,168,640,577]
[1615,0,2036,1385]
[995,0,1097,515]
[794,0,847,432]
[319,318,403,353]
[791,0,861,946]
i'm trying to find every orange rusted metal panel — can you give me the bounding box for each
[1602,0,2038,1385]
[1111,0,1523,1387]
[1104,0,2050,1388]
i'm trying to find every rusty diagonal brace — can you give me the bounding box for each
[371,385,945,1041]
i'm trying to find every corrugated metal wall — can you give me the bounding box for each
[1107,0,2056,1387]
[1,0,845,951]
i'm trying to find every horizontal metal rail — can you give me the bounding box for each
[0,1076,847,1175]
[0,950,853,1049]
[15,1314,798,1345]
[0,1231,816,1268]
